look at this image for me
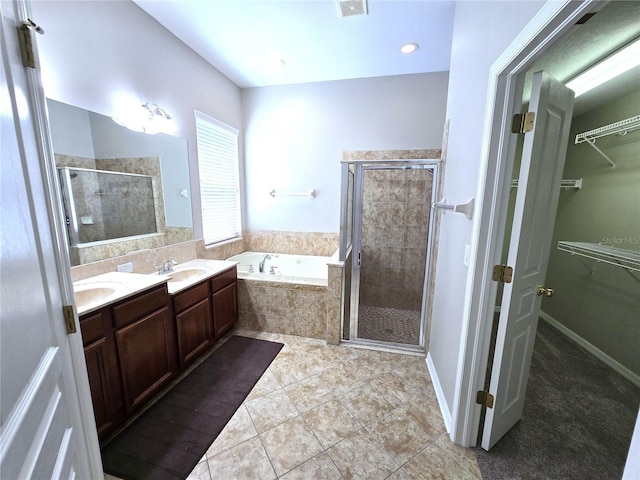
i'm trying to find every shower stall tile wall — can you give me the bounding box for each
[359,168,433,312]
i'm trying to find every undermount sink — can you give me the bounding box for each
[74,285,118,308]
[167,268,210,283]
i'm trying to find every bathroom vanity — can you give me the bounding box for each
[76,260,238,442]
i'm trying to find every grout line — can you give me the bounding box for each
[198,328,448,479]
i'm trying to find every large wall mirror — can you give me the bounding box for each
[47,99,194,266]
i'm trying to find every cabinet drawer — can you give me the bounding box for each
[173,280,208,313]
[113,285,168,329]
[211,266,237,292]
[80,311,105,346]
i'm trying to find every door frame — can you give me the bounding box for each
[12,0,103,475]
[450,0,603,447]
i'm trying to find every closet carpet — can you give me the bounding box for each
[475,320,640,479]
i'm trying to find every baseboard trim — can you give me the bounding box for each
[539,311,640,388]
[426,352,452,433]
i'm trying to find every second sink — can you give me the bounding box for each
[167,268,210,283]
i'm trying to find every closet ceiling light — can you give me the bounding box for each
[401,43,419,54]
[566,37,640,97]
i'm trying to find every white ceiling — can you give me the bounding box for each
[134,0,639,114]
[134,0,455,88]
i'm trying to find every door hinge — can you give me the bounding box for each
[476,390,495,409]
[17,19,44,69]
[511,112,535,134]
[63,305,77,334]
[492,265,513,283]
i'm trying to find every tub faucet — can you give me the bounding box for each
[158,259,177,274]
[259,254,271,273]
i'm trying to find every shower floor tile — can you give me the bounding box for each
[357,305,421,345]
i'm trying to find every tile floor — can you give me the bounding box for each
[106,329,482,480]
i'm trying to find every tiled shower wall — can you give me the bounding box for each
[56,155,193,265]
[359,168,433,311]
[95,157,163,240]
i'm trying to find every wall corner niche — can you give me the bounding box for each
[47,99,194,266]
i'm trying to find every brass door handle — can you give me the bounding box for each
[537,285,554,297]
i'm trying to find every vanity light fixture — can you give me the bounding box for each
[400,43,419,54]
[113,102,178,135]
[566,37,640,97]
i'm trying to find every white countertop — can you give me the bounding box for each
[74,271,168,316]
[74,259,238,316]
[159,259,238,295]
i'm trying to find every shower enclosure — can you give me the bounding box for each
[339,160,439,351]
[57,167,157,246]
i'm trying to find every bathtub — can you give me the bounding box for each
[227,251,333,339]
[226,251,331,286]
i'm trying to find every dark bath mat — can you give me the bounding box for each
[101,335,284,480]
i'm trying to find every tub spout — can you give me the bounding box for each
[259,254,271,273]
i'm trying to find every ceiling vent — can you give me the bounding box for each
[337,0,368,17]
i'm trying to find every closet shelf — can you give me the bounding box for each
[574,114,640,169]
[511,179,582,190]
[558,241,640,282]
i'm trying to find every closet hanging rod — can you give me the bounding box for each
[269,189,316,198]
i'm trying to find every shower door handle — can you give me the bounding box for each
[358,251,361,266]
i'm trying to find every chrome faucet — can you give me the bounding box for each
[158,259,177,274]
[259,254,271,273]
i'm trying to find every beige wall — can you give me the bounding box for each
[542,90,640,376]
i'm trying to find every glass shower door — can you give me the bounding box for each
[349,163,437,349]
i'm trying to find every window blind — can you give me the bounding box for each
[195,111,241,245]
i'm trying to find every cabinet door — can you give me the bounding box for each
[84,338,116,439]
[212,282,238,338]
[115,307,177,412]
[176,298,213,367]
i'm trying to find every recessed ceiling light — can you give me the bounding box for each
[401,43,419,54]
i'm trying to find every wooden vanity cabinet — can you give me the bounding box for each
[79,267,236,443]
[170,266,238,366]
[113,284,177,413]
[211,266,238,338]
[172,281,213,368]
[79,309,124,440]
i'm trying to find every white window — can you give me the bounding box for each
[195,110,241,245]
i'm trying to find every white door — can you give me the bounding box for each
[0,1,99,478]
[481,71,575,450]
